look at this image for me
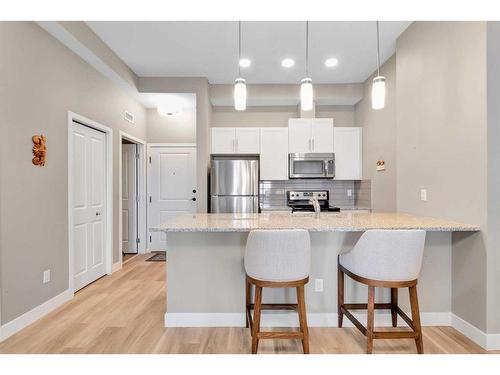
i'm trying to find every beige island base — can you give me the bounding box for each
[151,212,479,328]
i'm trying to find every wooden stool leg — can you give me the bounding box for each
[245,278,251,328]
[296,285,310,354]
[409,285,424,354]
[338,267,344,328]
[391,288,398,328]
[251,286,263,354]
[366,286,375,354]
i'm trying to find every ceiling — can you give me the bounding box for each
[86,21,411,84]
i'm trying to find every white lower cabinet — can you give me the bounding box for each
[260,127,289,180]
[334,127,362,180]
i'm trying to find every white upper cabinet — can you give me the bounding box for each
[211,127,260,154]
[311,119,334,153]
[288,119,312,153]
[288,118,334,153]
[211,128,236,154]
[334,127,362,180]
[235,128,260,153]
[260,127,289,180]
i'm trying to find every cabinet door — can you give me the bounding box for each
[311,118,334,153]
[334,127,362,180]
[235,127,260,153]
[260,127,289,180]
[288,118,312,153]
[211,128,236,154]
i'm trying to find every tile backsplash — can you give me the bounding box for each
[260,179,371,210]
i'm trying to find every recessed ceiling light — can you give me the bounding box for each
[281,58,295,68]
[325,58,339,68]
[239,58,251,68]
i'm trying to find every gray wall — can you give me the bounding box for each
[146,108,196,143]
[355,55,397,212]
[211,105,356,127]
[395,22,488,331]
[0,22,147,324]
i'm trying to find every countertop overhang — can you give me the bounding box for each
[151,212,480,233]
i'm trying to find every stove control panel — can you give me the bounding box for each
[287,190,329,201]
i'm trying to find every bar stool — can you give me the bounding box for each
[337,230,426,354]
[244,229,311,354]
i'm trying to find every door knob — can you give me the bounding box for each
[192,198,196,201]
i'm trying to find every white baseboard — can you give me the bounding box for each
[164,311,450,328]
[0,289,73,342]
[111,261,122,273]
[451,314,500,351]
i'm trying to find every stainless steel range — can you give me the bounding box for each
[286,190,340,213]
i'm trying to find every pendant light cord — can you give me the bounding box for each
[238,21,241,77]
[305,21,309,77]
[376,20,380,76]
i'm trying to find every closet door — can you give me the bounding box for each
[72,122,107,291]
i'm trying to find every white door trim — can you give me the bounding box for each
[67,111,113,293]
[119,131,147,268]
[146,143,197,252]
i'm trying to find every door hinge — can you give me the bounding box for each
[149,235,152,243]
[136,153,140,160]
[136,237,141,244]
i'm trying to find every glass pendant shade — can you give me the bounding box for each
[371,76,386,110]
[300,78,313,111]
[234,78,247,111]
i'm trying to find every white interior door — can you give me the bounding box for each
[122,143,138,254]
[72,122,107,291]
[149,146,197,250]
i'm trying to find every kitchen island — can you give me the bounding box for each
[151,212,479,328]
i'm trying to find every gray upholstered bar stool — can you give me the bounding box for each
[244,229,311,354]
[337,230,426,354]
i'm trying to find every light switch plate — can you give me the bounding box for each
[420,189,428,201]
[43,269,51,284]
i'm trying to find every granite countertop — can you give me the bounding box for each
[151,212,480,233]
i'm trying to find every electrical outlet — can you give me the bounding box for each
[347,189,352,197]
[43,269,50,284]
[420,189,428,201]
[314,279,324,292]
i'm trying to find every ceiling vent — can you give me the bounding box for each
[124,111,135,124]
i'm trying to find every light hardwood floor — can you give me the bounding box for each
[0,254,492,354]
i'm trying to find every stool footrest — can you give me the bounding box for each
[257,331,304,340]
[249,303,298,311]
[373,331,419,339]
[344,303,392,310]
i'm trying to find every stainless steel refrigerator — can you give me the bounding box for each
[210,155,259,213]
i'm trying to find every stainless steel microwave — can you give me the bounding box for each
[289,153,335,179]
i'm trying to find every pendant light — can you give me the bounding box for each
[371,21,386,110]
[234,21,247,111]
[300,21,313,111]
